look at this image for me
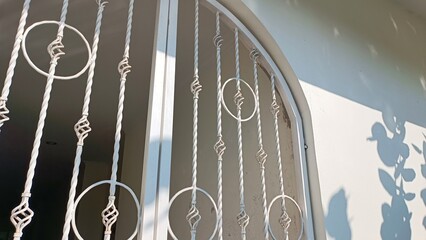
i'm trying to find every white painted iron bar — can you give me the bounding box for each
[233,28,250,240]
[10,0,72,238]
[250,48,270,240]
[0,0,32,130]
[186,0,202,239]
[270,74,292,240]
[62,2,108,239]
[101,0,135,239]
[168,1,219,239]
[213,11,225,240]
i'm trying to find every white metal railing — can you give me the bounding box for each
[1,0,312,239]
[166,1,306,240]
[2,0,141,239]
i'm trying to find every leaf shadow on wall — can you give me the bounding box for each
[423,137,426,230]
[325,188,351,240]
[416,135,426,229]
[368,116,415,240]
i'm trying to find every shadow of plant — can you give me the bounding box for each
[410,134,426,230]
[325,188,351,240]
[420,134,426,229]
[368,117,415,240]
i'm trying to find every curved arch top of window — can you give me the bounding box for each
[165,0,317,239]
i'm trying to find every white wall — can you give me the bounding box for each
[232,0,426,239]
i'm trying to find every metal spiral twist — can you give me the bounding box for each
[214,137,226,160]
[0,99,10,129]
[118,57,131,80]
[256,147,267,168]
[234,90,244,109]
[168,187,219,240]
[47,37,65,61]
[102,197,119,236]
[213,33,223,48]
[215,136,225,240]
[250,49,260,61]
[95,0,108,6]
[237,209,250,232]
[279,210,292,232]
[10,196,34,239]
[186,204,202,233]
[74,116,91,146]
[271,99,279,117]
[191,76,202,98]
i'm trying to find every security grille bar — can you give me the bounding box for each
[167,1,303,240]
[1,0,308,239]
[2,0,141,239]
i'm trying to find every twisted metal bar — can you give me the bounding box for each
[101,1,135,238]
[10,0,70,238]
[72,180,141,240]
[213,11,225,240]
[168,187,219,240]
[268,195,303,240]
[270,74,291,240]
[250,49,270,240]
[61,2,107,239]
[12,37,63,240]
[234,28,249,240]
[186,1,202,239]
[0,0,32,130]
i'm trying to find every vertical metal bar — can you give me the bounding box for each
[138,0,178,239]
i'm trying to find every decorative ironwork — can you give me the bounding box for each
[74,116,92,146]
[268,74,303,240]
[102,197,120,239]
[0,0,32,131]
[0,99,10,130]
[61,2,106,239]
[268,195,304,240]
[250,48,270,240]
[21,21,92,80]
[71,180,141,240]
[9,0,93,238]
[99,0,136,239]
[168,187,218,240]
[233,28,250,240]
[213,11,225,240]
[2,1,308,239]
[10,195,33,240]
[220,77,258,122]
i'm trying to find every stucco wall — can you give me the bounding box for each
[232,0,426,239]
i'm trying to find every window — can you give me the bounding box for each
[0,0,314,239]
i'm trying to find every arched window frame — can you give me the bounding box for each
[140,0,316,239]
